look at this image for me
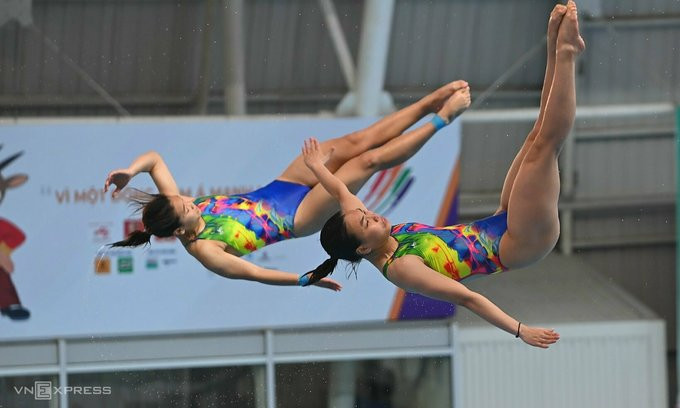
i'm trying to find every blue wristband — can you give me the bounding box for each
[298,274,310,287]
[431,114,449,131]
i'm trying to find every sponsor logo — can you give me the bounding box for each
[361,166,415,216]
[94,257,111,274]
[123,219,144,238]
[162,258,177,266]
[123,219,176,243]
[117,256,133,274]
[90,222,112,243]
[146,258,158,270]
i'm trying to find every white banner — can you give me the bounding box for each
[0,116,460,340]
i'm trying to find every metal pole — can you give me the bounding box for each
[460,103,675,124]
[327,361,356,408]
[675,106,680,408]
[58,339,68,408]
[223,0,246,115]
[27,25,130,116]
[450,323,459,408]
[265,329,276,408]
[469,37,546,111]
[584,16,680,30]
[196,0,214,114]
[355,0,395,116]
[254,365,266,408]
[318,0,356,89]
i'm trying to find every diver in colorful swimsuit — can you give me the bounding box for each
[302,2,584,347]
[382,213,508,282]
[103,80,472,290]
[193,180,311,255]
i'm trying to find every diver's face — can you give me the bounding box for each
[344,208,391,255]
[169,195,202,233]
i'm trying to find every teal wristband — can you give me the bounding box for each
[431,114,448,131]
[298,274,310,287]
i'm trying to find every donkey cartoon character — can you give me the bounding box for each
[0,146,30,320]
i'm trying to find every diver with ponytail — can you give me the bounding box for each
[104,79,470,290]
[110,190,178,248]
[113,230,152,248]
[300,1,584,348]
[298,211,360,286]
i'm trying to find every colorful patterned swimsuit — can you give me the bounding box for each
[193,180,311,255]
[382,212,509,282]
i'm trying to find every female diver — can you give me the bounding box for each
[301,1,585,347]
[104,81,472,291]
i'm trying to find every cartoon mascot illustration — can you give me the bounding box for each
[0,146,30,320]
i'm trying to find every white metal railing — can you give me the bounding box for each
[0,320,457,408]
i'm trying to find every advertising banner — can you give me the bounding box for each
[0,116,460,340]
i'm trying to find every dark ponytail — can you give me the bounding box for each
[110,230,152,248]
[108,189,181,248]
[301,211,363,286]
[299,257,339,287]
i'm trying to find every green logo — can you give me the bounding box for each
[146,258,158,270]
[118,257,133,273]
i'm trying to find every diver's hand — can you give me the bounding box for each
[104,169,134,198]
[519,325,560,349]
[302,138,334,170]
[437,86,471,122]
[312,277,342,292]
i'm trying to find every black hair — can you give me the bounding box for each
[300,211,362,286]
[109,190,181,248]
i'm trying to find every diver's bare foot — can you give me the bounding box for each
[557,0,586,57]
[437,86,471,122]
[425,80,469,113]
[547,4,568,54]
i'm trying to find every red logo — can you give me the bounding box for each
[93,225,109,241]
[124,219,144,238]
[124,218,176,242]
[89,222,113,243]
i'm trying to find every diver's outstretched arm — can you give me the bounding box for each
[190,240,342,291]
[388,256,559,348]
[104,150,180,197]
